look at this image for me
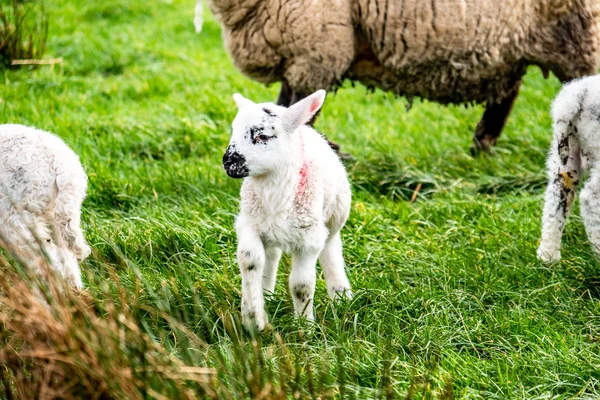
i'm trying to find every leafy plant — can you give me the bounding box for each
[0,0,48,69]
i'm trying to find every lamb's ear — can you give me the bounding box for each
[283,90,326,133]
[233,93,254,109]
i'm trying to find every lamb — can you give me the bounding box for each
[0,124,91,289]
[205,0,599,154]
[222,90,352,331]
[537,75,600,262]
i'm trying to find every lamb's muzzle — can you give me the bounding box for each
[222,145,249,178]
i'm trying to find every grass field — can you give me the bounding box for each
[1,0,600,398]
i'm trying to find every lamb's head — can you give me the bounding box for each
[222,90,326,178]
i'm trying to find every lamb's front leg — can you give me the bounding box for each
[236,216,267,331]
[290,248,320,322]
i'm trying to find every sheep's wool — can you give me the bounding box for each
[0,124,90,288]
[538,75,600,262]
[207,0,599,104]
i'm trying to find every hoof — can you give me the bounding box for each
[331,287,353,301]
[470,135,496,156]
[537,247,561,263]
[242,309,269,333]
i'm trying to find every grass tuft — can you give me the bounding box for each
[0,0,48,69]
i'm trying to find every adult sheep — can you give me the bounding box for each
[204,0,600,154]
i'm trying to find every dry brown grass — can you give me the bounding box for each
[0,253,219,400]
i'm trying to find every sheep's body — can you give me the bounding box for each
[538,75,600,262]
[351,0,598,104]
[206,0,600,151]
[223,91,352,331]
[0,124,90,288]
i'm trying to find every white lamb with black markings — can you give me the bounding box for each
[538,75,600,262]
[222,90,352,331]
[0,124,91,288]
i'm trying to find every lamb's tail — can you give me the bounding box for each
[194,0,203,33]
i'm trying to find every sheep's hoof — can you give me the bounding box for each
[470,135,496,156]
[242,309,269,333]
[331,287,353,301]
[537,247,561,263]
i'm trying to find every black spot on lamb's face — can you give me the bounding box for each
[222,145,249,178]
[248,125,276,145]
[262,107,276,117]
[246,109,278,145]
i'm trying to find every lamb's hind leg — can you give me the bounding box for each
[470,82,522,155]
[579,175,600,256]
[263,246,281,294]
[290,248,320,322]
[318,231,352,300]
[53,184,91,262]
[59,214,90,262]
[537,122,581,262]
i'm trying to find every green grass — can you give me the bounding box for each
[1,0,600,398]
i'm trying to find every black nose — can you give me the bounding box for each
[223,147,249,178]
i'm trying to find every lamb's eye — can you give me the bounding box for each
[257,134,271,142]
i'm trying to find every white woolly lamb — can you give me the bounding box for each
[222,90,352,331]
[538,75,600,262]
[0,124,91,288]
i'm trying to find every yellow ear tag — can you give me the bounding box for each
[560,171,573,189]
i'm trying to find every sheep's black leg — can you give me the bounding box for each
[277,80,293,107]
[470,82,522,155]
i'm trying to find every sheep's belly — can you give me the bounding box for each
[256,216,319,253]
[346,56,524,105]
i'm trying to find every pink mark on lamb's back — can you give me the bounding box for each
[297,161,309,194]
[296,133,309,195]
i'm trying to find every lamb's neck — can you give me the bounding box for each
[250,158,304,215]
[205,0,262,27]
